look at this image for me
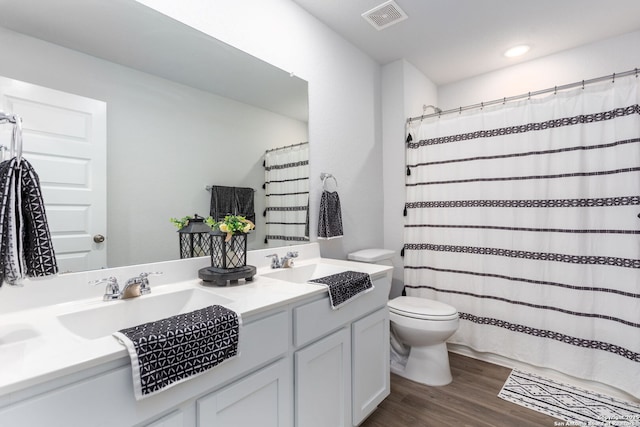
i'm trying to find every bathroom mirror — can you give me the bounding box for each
[0,0,309,272]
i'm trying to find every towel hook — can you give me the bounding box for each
[6,114,23,161]
[320,173,338,190]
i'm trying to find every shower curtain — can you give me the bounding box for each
[263,144,309,245]
[404,78,640,398]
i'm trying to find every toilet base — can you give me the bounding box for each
[392,342,453,386]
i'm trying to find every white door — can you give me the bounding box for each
[0,76,107,272]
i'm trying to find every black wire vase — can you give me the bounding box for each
[209,231,247,269]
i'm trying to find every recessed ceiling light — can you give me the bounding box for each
[504,45,530,58]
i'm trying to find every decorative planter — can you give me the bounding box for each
[210,231,247,269]
[178,215,212,258]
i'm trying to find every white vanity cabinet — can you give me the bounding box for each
[292,276,391,427]
[0,309,290,427]
[0,256,392,427]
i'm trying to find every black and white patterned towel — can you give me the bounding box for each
[317,190,343,239]
[1,157,58,286]
[309,271,374,309]
[113,304,240,400]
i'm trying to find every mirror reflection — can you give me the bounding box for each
[0,0,309,273]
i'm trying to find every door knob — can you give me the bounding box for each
[93,234,105,243]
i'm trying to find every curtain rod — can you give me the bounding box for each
[407,68,639,123]
[265,141,308,153]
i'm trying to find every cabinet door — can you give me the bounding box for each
[145,410,184,427]
[295,327,351,427]
[197,358,291,427]
[352,308,390,425]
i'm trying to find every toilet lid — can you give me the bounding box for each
[347,248,395,263]
[388,296,458,320]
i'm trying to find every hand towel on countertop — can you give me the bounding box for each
[309,271,374,310]
[317,190,343,239]
[113,305,240,400]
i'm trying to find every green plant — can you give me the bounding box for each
[211,215,255,242]
[169,215,196,229]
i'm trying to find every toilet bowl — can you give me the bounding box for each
[348,249,460,386]
[387,296,459,386]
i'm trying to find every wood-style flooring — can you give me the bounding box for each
[361,352,560,427]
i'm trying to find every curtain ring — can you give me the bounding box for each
[481,102,484,110]
[582,80,585,89]
[458,106,462,115]
[612,73,616,83]
[554,86,557,95]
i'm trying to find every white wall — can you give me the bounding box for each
[135,0,385,260]
[0,26,307,268]
[439,30,640,110]
[382,59,437,297]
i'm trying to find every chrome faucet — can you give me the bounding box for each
[91,276,120,301]
[90,272,162,301]
[266,251,298,268]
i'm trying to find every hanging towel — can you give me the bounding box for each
[0,157,58,285]
[209,185,235,222]
[309,270,374,309]
[209,186,255,224]
[233,186,255,225]
[113,304,240,400]
[317,190,343,239]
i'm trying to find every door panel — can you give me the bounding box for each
[0,76,107,271]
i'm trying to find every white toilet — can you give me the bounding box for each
[348,249,460,386]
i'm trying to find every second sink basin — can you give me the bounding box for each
[261,263,348,284]
[57,288,233,340]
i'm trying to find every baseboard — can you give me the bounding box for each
[447,343,638,402]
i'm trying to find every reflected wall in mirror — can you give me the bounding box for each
[0,0,309,272]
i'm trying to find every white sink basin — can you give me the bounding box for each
[261,263,348,284]
[57,288,233,340]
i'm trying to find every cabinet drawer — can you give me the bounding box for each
[293,277,388,348]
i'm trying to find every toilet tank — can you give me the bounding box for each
[348,249,395,266]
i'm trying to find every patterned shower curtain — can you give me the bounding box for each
[263,143,309,245]
[404,78,640,398]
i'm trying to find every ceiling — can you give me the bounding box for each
[291,0,640,85]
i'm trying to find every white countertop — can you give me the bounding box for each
[0,254,391,398]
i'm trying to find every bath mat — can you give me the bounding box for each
[498,370,640,426]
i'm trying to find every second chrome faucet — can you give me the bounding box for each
[266,251,299,269]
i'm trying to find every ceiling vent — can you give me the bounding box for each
[361,0,408,31]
